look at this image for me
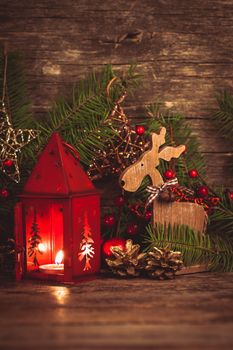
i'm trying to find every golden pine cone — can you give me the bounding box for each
[145,246,183,280]
[106,239,146,277]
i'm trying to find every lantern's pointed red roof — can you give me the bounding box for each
[23,133,95,195]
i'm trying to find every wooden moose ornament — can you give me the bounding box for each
[120,127,207,234]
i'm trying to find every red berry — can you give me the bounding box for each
[4,159,13,167]
[103,214,116,227]
[164,169,175,180]
[135,125,145,135]
[102,238,126,257]
[114,195,125,207]
[188,169,198,178]
[229,191,233,200]
[0,188,9,197]
[197,186,209,198]
[126,223,138,235]
[144,211,152,220]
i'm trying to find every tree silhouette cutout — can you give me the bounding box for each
[78,212,95,271]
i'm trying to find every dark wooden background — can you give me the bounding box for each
[0,0,233,187]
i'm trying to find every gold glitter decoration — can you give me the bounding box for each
[0,51,38,183]
[87,78,149,180]
[0,105,38,183]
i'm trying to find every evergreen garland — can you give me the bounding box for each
[146,103,206,185]
[36,64,140,165]
[208,90,233,237]
[145,224,233,272]
[212,90,233,142]
[208,189,233,238]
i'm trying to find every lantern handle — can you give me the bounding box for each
[62,142,80,161]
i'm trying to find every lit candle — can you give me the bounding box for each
[39,250,64,274]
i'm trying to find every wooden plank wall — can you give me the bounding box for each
[0,0,233,187]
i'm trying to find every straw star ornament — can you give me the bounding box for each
[0,105,38,183]
[0,51,39,183]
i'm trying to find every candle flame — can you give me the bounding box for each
[38,243,47,253]
[55,250,64,265]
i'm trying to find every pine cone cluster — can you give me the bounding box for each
[105,240,146,277]
[105,240,183,279]
[145,246,183,279]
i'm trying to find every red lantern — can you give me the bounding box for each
[14,133,100,283]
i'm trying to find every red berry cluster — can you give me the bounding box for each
[163,168,199,181]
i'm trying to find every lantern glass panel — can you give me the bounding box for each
[25,199,64,273]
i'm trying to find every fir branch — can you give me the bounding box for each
[208,189,233,237]
[212,90,233,172]
[146,104,206,185]
[36,65,140,165]
[144,223,233,272]
[212,90,233,140]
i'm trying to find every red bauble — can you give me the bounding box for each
[102,238,126,257]
[103,214,116,227]
[126,223,139,235]
[0,188,9,198]
[164,169,175,180]
[188,169,198,178]
[135,125,145,135]
[114,195,125,207]
[197,185,209,198]
[144,211,152,220]
[4,159,13,167]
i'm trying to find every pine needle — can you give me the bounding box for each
[144,223,233,272]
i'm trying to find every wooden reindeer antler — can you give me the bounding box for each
[159,145,186,162]
[154,127,185,164]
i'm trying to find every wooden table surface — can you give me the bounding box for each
[0,272,233,350]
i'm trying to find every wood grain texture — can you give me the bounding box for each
[0,273,233,349]
[0,0,233,187]
[153,200,207,234]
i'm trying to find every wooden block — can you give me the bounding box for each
[153,200,207,234]
[176,264,209,275]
